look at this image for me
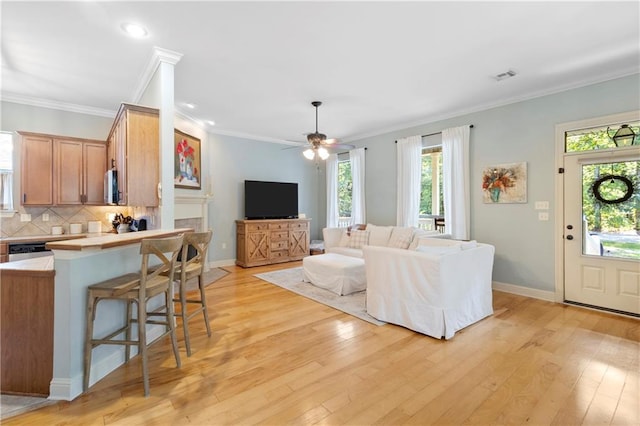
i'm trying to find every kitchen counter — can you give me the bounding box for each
[0,234,88,244]
[0,255,54,275]
[47,227,193,401]
[45,228,192,251]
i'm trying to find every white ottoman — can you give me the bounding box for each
[303,253,366,295]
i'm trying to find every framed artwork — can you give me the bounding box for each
[482,162,527,203]
[174,129,201,189]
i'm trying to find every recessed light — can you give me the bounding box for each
[121,23,148,38]
[206,120,215,126]
[185,103,196,109]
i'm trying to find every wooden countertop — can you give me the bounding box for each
[0,255,54,276]
[45,228,193,251]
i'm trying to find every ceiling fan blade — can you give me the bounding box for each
[324,138,340,145]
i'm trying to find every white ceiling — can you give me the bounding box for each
[2,1,639,144]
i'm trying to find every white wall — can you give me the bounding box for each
[346,74,640,293]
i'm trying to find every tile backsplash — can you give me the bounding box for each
[0,206,135,237]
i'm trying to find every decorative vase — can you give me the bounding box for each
[117,224,130,234]
[490,187,501,203]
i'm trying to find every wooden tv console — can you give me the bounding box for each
[236,218,310,267]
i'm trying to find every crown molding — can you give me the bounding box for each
[0,92,116,118]
[344,69,640,143]
[131,46,183,104]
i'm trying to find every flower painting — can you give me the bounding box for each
[174,129,201,189]
[482,162,527,203]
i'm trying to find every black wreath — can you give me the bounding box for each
[592,174,634,204]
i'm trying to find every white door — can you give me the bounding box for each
[563,151,640,315]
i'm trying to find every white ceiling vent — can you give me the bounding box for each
[494,69,517,81]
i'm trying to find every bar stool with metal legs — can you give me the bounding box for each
[83,234,184,397]
[172,230,213,356]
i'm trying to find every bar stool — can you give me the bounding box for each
[171,230,213,356]
[83,234,184,397]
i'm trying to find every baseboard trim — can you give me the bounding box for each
[492,281,556,302]
[49,326,165,401]
[209,259,236,268]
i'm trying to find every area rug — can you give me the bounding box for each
[254,267,385,326]
[180,267,229,293]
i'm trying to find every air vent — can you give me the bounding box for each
[494,69,517,81]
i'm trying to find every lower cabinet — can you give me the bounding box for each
[0,267,54,396]
[236,219,310,267]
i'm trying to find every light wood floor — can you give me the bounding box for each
[6,262,639,425]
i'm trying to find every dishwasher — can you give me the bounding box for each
[8,241,52,261]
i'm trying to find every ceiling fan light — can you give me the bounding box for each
[303,149,315,160]
[318,147,329,160]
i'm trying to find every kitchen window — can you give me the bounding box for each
[0,132,14,212]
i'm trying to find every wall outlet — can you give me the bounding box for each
[222,242,227,249]
[535,201,549,210]
[538,212,549,221]
[42,213,50,222]
[20,214,31,222]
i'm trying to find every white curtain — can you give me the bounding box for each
[442,125,470,240]
[396,135,422,227]
[349,148,366,225]
[326,153,339,227]
[0,172,13,210]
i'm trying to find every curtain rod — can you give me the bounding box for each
[394,124,474,143]
[337,147,367,155]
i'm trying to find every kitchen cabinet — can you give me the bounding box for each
[19,132,106,206]
[56,138,107,205]
[20,134,54,205]
[236,219,310,267]
[107,103,159,207]
[0,257,55,396]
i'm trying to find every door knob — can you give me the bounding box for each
[566,235,574,240]
[566,225,573,230]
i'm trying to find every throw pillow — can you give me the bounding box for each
[348,229,370,249]
[367,224,393,247]
[338,230,351,247]
[408,229,441,250]
[388,227,415,249]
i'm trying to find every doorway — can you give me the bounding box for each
[556,112,640,316]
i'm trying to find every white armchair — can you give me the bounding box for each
[363,242,495,339]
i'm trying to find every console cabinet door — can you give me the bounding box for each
[21,135,54,205]
[289,228,309,258]
[247,230,269,264]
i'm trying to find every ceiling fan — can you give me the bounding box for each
[302,101,354,160]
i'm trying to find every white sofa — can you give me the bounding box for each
[363,239,495,339]
[322,224,450,258]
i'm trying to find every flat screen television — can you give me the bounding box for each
[244,180,298,220]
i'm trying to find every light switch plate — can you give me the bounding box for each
[535,201,549,210]
[20,214,31,222]
[42,213,50,222]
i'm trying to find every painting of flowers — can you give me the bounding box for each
[482,162,527,203]
[174,129,201,189]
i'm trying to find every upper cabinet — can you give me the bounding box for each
[107,103,160,207]
[20,133,107,206]
[21,134,54,206]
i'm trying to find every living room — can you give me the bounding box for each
[1,2,639,423]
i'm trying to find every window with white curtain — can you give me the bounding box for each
[337,157,352,227]
[0,132,14,211]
